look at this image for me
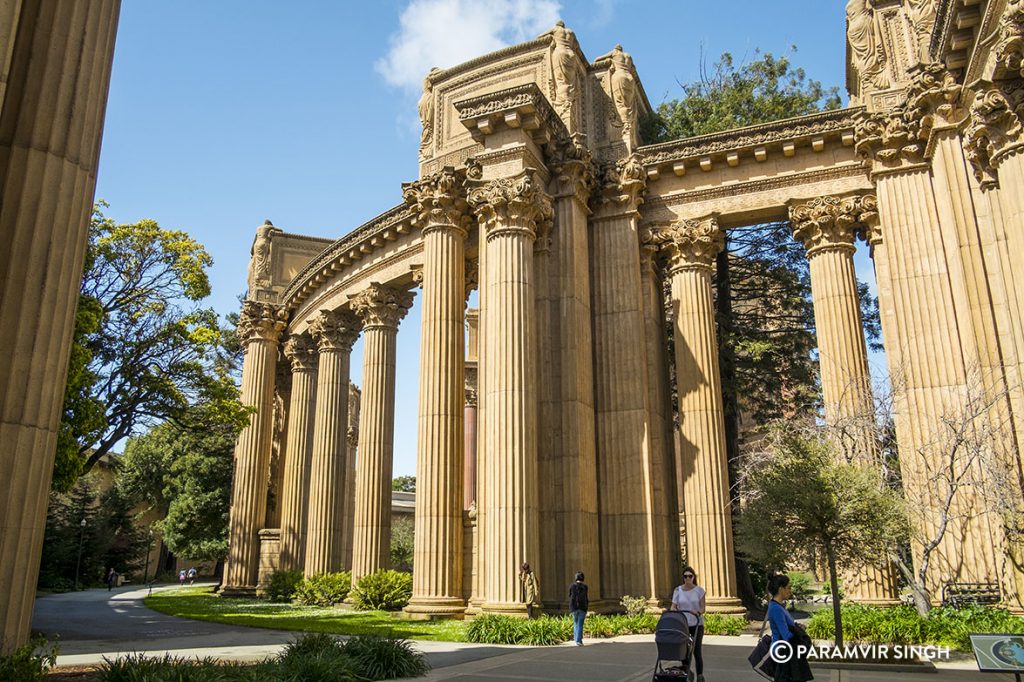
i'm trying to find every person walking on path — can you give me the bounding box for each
[187,567,197,585]
[767,573,813,682]
[178,569,187,587]
[569,572,589,646]
[671,566,706,682]
[106,567,117,591]
[520,562,541,619]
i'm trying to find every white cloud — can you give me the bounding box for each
[376,0,562,91]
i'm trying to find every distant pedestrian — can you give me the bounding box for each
[568,572,588,646]
[106,567,117,591]
[187,567,197,585]
[178,569,186,587]
[520,562,540,619]
[671,566,706,682]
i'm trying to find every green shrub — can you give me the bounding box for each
[805,604,1024,652]
[583,613,658,637]
[620,595,648,617]
[265,569,303,603]
[343,635,430,679]
[294,571,351,606]
[97,653,251,681]
[276,634,360,681]
[0,636,58,681]
[466,614,524,644]
[786,571,815,601]
[704,614,747,636]
[351,570,413,611]
[519,616,572,645]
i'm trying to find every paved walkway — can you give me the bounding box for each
[31,586,1019,680]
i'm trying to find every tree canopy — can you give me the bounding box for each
[53,205,248,489]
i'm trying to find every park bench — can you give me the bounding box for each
[941,582,1002,608]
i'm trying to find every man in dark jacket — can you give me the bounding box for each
[569,572,588,646]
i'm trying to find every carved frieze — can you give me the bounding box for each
[237,300,288,347]
[963,86,1024,189]
[788,194,877,256]
[282,333,319,373]
[402,167,473,236]
[309,308,361,353]
[644,215,724,274]
[467,170,554,239]
[349,282,415,330]
[453,82,566,145]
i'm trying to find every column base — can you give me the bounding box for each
[219,585,258,598]
[480,601,530,617]
[705,596,747,615]
[645,597,672,613]
[402,597,466,620]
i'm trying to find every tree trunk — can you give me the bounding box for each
[716,242,757,607]
[825,543,843,648]
[890,551,930,616]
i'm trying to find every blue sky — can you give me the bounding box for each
[95,1,870,476]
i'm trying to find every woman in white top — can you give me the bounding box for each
[670,565,706,682]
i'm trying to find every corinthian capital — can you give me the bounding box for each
[905,63,963,133]
[402,167,472,237]
[547,133,595,202]
[282,333,318,373]
[995,0,1024,78]
[467,170,553,240]
[963,86,1024,189]
[349,282,415,330]
[237,301,288,347]
[854,110,924,168]
[645,215,723,273]
[310,308,361,353]
[594,152,646,211]
[789,195,875,255]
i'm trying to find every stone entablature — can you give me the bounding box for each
[454,83,568,147]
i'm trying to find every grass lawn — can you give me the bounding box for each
[144,586,468,642]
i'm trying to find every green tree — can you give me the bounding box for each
[736,425,907,647]
[392,476,416,492]
[117,408,240,563]
[390,515,415,572]
[54,205,248,487]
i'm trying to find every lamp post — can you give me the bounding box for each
[74,517,87,590]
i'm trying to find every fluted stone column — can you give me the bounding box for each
[789,195,900,605]
[469,170,552,615]
[0,0,120,651]
[350,283,414,582]
[344,384,360,572]
[464,364,478,509]
[278,334,318,572]
[224,302,288,594]
[650,216,744,614]
[305,309,360,576]
[402,168,471,617]
[591,155,674,605]
[545,136,603,607]
[858,108,1001,591]
[267,365,291,529]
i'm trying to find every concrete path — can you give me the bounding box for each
[31,586,1020,680]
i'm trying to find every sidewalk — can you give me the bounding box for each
[32,586,1017,680]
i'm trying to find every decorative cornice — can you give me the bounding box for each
[467,170,553,240]
[402,167,473,237]
[349,282,414,330]
[963,86,1024,189]
[237,301,288,347]
[644,215,723,274]
[282,333,318,373]
[309,308,361,353]
[547,133,595,204]
[454,83,567,145]
[639,108,862,168]
[788,195,877,257]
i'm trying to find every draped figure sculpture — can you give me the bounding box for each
[847,0,889,90]
[548,21,579,130]
[603,44,638,150]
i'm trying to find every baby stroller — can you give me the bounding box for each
[652,610,694,681]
